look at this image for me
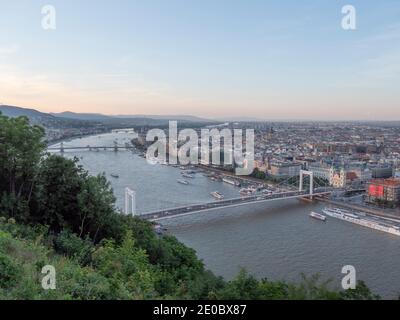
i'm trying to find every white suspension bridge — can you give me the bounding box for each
[124,170,336,222]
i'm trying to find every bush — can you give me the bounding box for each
[0,253,21,288]
[53,230,94,265]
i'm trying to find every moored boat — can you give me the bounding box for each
[309,211,326,221]
[222,177,241,187]
[210,191,224,200]
[177,179,189,185]
[322,207,400,236]
[182,173,195,179]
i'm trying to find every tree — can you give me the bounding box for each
[31,155,85,232]
[340,280,380,300]
[31,154,122,242]
[91,231,157,299]
[77,174,118,242]
[251,168,266,180]
[0,114,46,219]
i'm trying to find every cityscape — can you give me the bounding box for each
[1,0,400,310]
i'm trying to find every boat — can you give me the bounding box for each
[210,191,224,200]
[177,179,189,185]
[222,177,241,187]
[322,207,400,236]
[309,212,326,221]
[110,174,119,178]
[183,170,196,174]
[239,187,255,195]
[182,173,195,179]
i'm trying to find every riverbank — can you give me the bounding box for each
[196,164,271,186]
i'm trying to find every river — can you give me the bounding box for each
[50,132,400,299]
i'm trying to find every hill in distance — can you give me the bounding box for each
[0,104,55,120]
[0,105,218,127]
[52,111,214,123]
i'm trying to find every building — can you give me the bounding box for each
[329,168,359,188]
[308,163,331,181]
[254,160,268,173]
[329,168,346,188]
[269,161,302,177]
[366,178,400,207]
[370,166,393,179]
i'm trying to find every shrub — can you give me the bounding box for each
[0,253,21,288]
[54,230,94,265]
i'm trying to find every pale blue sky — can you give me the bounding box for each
[0,0,399,120]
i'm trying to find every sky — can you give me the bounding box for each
[0,0,399,120]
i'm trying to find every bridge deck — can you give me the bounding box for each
[47,146,134,150]
[139,190,331,221]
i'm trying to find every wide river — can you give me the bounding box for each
[51,132,400,298]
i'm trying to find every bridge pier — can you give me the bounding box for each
[125,187,136,215]
[299,170,314,199]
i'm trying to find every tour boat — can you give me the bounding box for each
[309,211,327,221]
[322,207,400,236]
[210,191,224,200]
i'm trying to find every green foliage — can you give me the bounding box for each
[251,168,266,180]
[215,271,379,300]
[53,230,94,265]
[92,231,157,299]
[286,273,341,300]
[215,269,289,300]
[340,280,381,300]
[30,154,124,242]
[0,115,46,219]
[0,252,21,288]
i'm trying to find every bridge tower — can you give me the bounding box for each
[60,142,64,154]
[299,170,314,196]
[125,187,136,215]
[114,140,118,152]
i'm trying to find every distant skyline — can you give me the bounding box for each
[1,0,400,120]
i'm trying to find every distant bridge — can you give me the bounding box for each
[48,141,135,153]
